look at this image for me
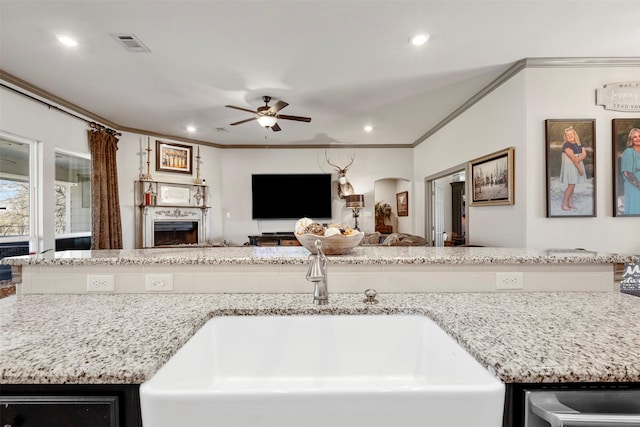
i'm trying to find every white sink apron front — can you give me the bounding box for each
[140,315,505,427]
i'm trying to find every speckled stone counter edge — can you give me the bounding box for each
[1,246,636,266]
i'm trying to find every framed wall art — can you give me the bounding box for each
[156,183,192,206]
[544,119,596,217]
[468,147,514,207]
[613,118,640,217]
[396,191,408,216]
[156,140,192,174]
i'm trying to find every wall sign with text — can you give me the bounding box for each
[596,81,640,112]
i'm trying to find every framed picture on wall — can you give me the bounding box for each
[396,191,408,216]
[612,118,640,217]
[156,140,193,174]
[156,183,192,206]
[544,119,596,217]
[468,147,514,206]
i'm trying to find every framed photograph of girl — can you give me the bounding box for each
[613,118,640,217]
[544,119,596,217]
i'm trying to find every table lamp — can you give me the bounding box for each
[345,194,365,230]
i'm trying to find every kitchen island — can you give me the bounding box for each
[1,247,638,426]
[1,246,634,294]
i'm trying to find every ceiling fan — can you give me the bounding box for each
[225,96,311,132]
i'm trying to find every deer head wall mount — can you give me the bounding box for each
[325,151,356,199]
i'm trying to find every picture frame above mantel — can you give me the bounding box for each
[156,140,193,174]
[157,183,192,206]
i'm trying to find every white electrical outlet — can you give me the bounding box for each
[146,273,174,292]
[496,272,524,290]
[87,275,115,292]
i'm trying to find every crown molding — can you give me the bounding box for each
[411,57,640,148]
[524,57,640,68]
[0,69,120,129]
[1,70,412,150]
[4,58,639,150]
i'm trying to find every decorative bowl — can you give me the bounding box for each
[295,232,364,255]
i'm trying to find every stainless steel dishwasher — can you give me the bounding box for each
[524,389,640,426]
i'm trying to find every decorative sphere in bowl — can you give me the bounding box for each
[295,232,364,255]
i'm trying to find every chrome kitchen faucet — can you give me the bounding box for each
[306,239,328,305]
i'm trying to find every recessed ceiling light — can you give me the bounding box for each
[364,125,373,132]
[56,35,78,47]
[186,126,196,133]
[409,33,429,46]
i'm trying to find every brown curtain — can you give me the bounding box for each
[88,129,123,249]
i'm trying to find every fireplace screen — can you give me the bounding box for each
[154,221,198,247]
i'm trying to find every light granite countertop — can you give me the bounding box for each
[1,246,636,266]
[1,291,639,385]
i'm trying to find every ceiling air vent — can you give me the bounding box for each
[111,33,150,53]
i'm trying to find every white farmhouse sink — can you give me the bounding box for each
[140,315,504,427]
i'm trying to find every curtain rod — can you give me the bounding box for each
[0,82,121,136]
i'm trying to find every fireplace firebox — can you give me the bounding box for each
[154,221,198,246]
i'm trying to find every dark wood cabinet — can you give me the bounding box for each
[1,384,141,427]
[450,181,466,245]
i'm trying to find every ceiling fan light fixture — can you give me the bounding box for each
[257,115,277,128]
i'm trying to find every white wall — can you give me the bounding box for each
[115,131,225,249]
[413,73,528,247]
[395,179,411,233]
[0,85,414,249]
[216,148,412,245]
[414,66,640,254]
[3,63,639,254]
[524,66,640,254]
[0,88,89,252]
[433,175,453,239]
[373,178,413,234]
[373,179,397,231]
[115,138,414,247]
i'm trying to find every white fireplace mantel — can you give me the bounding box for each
[142,206,206,248]
[135,181,209,248]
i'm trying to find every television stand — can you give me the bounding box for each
[248,234,300,246]
[261,232,295,236]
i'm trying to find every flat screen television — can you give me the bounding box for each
[252,174,332,220]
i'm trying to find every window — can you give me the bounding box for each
[55,150,91,236]
[0,133,36,257]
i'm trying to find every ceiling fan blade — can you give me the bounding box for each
[225,105,258,114]
[276,114,312,123]
[271,123,282,132]
[229,117,257,126]
[268,100,289,114]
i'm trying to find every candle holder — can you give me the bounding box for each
[144,181,156,206]
[193,186,203,206]
[194,146,203,185]
[141,137,154,181]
